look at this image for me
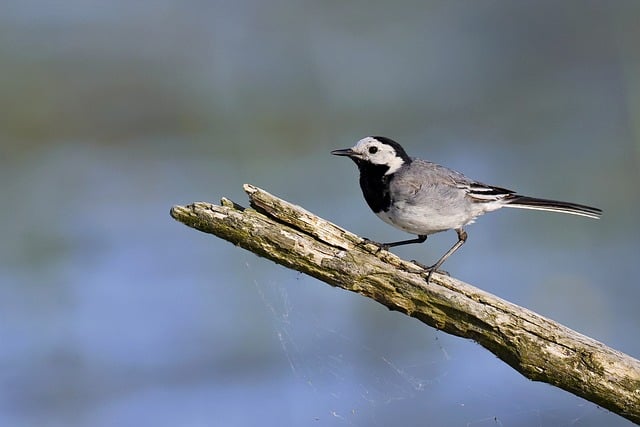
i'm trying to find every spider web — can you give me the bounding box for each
[243,260,623,427]
[246,263,452,423]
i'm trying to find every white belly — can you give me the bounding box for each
[375,202,479,235]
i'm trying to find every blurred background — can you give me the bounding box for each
[1,1,639,426]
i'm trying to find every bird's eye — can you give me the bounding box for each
[368,146,378,154]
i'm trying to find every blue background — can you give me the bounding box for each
[1,1,639,426]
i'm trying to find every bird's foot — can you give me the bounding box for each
[410,260,448,275]
[410,260,449,283]
[410,259,429,270]
[360,237,389,252]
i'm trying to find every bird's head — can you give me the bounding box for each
[331,136,411,175]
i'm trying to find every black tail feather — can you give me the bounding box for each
[505,196,602,219]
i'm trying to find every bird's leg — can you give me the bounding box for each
[424,228,468,283]
[381,235,428,250]
[360,235,427,252]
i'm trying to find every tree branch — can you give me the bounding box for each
[170,184,640,424]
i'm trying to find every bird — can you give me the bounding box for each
[331,136,602,282]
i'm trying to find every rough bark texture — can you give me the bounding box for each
[171,184,640,424]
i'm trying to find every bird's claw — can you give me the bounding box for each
[409,260,449,283]
[410,260,448,275]
[410,259,429,269]
[360,237,389,252]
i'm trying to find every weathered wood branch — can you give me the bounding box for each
[170,184,640,424]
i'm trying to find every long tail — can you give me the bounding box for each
[504,195,602,219]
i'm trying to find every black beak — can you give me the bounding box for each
[331,148,355,157]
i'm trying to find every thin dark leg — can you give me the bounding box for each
[426,228,468,283]
[381,235,427,250]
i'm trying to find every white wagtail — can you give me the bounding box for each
[332,136,602,281]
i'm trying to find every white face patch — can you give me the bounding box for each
[351,137,405,175]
